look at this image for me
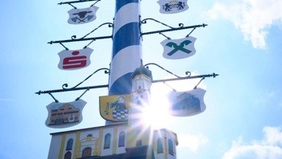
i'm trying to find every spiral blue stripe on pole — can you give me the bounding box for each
[109,0,142,95]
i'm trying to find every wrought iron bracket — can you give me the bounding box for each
[35,63,218,95]
[35,73,218,95]
[145,62,186,78]
[141,22,207,36]
[62,68,109,90]
[144,62,218,83]
[35,84,109,95]
[141,18,180,29]
[152,73,218,83]
[47,23,207,45]
[58,0,100,5]
[48,22,113,45]
[35,68,110,95]
[48,35,113,45]
[58,0,101,9]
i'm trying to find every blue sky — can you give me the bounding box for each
[1,0,282,159]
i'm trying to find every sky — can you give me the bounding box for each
[1,0,282,159]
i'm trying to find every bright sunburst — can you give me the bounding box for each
[140,83,172,129]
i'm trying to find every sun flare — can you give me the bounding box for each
[140,84,172,129]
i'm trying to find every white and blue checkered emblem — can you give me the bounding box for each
[99,95,131,122]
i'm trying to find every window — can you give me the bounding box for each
[69,115,74,121]
[64,151,71,159]
[157,138,163,153]
[86,134,93,141]
[168,139,174,156]
[82,147,92,157]
[137,99,141,105]
[104,133,111,149]
[66,138,73,150]
[118,131,125,147]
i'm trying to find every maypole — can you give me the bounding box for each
[36,0,219,158]
[107,0,142,125]
[109,0,141,98]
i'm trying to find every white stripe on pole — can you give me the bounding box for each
[109,0,142,96]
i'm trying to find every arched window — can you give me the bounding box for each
[64,151,71,159]
[118,131,125,147]
[157,138,163,154]
[86,134,93,141]
[82,147,92,157]
[137,100,141,105]
[66,138,73,150]
[103,133,111,149]
[168,139,174,156]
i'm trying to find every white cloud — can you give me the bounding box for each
[263,127,282,146]
[222,126,282,159]
[207,0,282,49]
[178,133,209,152]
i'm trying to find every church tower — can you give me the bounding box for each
[127,65,153,152]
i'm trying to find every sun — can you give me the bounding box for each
[140,83,172,129]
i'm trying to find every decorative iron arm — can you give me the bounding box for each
[58,0,99,5]
[35,84,109,95]
[47,23,207,45]
[141,23,207,36]
[35,67,110,95]
[62,68,109,90]
[35,73,218,95]
[48,22,113,44]
[145,62,187,78]
[144,62,218,84]
[152,73,218,83]
[48,35,112,44]
[141,18,178,29]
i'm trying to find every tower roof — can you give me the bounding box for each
[131,66,153,81]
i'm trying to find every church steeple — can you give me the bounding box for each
[127,65,153,149]
[131,65,153,110]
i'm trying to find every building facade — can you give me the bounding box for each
[48,103,80,126]
[48,124,178,159]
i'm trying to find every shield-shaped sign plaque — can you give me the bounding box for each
[45,99,86,128]
[167,88,206,117]
[99,95,131,122]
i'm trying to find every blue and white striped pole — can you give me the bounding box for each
[106,0,142,125]
[109,0,142,95]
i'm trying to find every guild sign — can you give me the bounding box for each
[158,0,188,14]
[58,48,93,70]
[167,88,206,117]
[45,99,86,128]
[161,36,196,59]
[68,6,99,24]
[99,95,131,122]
